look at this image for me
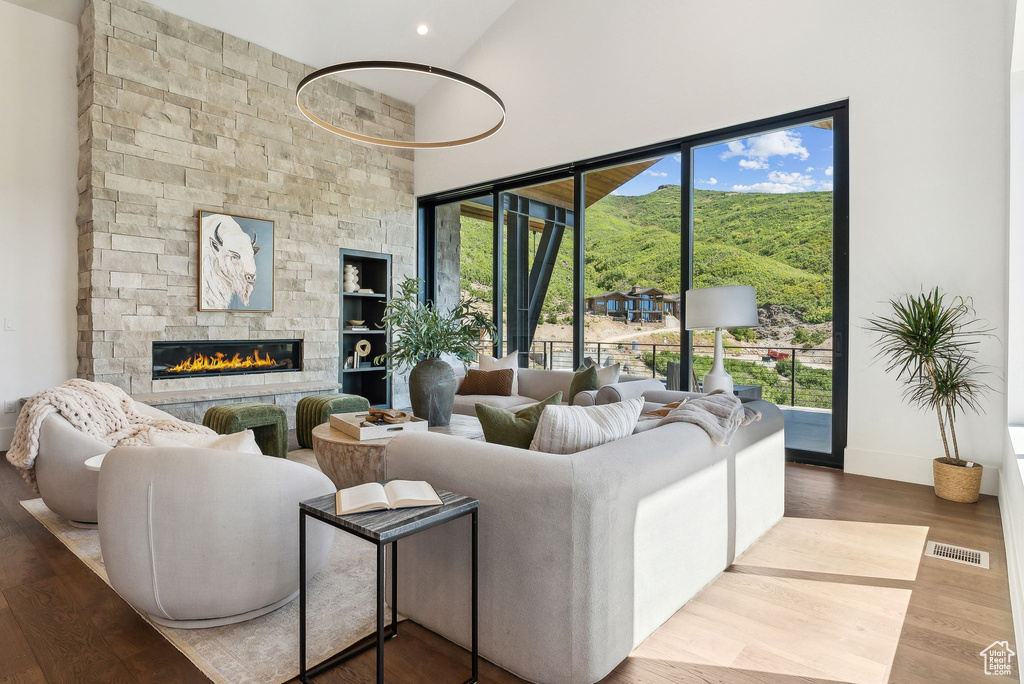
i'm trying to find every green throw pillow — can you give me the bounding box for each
[475,392,563,449]
[569,364,599,403]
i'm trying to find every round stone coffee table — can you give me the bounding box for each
[311,413,484,490]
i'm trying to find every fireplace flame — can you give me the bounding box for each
[166,350,281,374]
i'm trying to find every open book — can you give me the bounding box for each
[336,480,443,515]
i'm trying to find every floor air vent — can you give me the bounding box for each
[924,541,990,569]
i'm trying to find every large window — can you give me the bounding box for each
[503,179,576,369]
[419,103,848,465]
[692,120,836,456]
[582,155,682,382]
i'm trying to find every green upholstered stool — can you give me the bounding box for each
[296,393,371,448]
[202,402,288,458]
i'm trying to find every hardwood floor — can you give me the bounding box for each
[0,460,1015,683]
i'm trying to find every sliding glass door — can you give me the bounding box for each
[581,155,683,382]
[685,114,847,466]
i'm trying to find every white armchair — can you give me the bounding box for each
[98,446,336,628]
[35,401,174,526]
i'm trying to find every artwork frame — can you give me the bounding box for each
[198,210,275,312]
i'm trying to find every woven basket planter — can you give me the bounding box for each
[933,457,983,503]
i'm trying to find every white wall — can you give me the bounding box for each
[1003,4,1024,661]
[0,1,79,449]
[416,0,1013,493]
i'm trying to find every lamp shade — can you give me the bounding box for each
[685,286,759,330]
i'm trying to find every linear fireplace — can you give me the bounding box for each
[152,339,303,380]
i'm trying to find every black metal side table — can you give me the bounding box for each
[298,486,479,683]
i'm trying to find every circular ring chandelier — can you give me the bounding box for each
[295,60,505,149]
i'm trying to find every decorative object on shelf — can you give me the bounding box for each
[354,339,372,370]
[375,277,496,426]
[357,288,374,294]
[346,319,364,326]
[296,60,505,149]
[685,285,759,394]
[343,264,359,293]
[865,287,992,503]
[344,355,353,369]
[198,211,274,312]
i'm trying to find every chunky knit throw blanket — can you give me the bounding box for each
[6,379,213,490]
[655,391,761,446]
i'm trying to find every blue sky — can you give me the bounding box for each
[610,123,834,197]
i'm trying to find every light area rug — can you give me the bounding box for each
[21,497,388,684]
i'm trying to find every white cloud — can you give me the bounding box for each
[718,140,746,160]
[818,181,833,191]
[644,170,668,178]
[768,170,815,187]
[698,177,718,186]
[719,131,809,162]
[672,153,681,162]
[731,182,802,194]
[805,166,814,172]
[738,159,767,170]
[825,166,833,176]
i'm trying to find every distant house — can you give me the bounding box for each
[663,293,680,318]
[585,286,670,323]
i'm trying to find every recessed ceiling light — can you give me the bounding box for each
[417,24,429,36]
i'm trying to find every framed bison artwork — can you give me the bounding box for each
[198,211,275,312]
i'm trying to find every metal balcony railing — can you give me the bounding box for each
[500,339,833,411]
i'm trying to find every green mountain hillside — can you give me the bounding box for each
[458,186,833,324]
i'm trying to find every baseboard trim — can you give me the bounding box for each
[844,447,999,496]
[999,471,1024,662]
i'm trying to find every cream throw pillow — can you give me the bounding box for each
[479,350,519,395]
[596,363,621,387]
[149,429,263,455]
[529,397,644,454]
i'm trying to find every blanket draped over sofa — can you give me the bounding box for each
[6,379,212,489]
[656,391,761,445]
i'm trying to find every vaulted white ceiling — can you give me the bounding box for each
[5,0,515,104]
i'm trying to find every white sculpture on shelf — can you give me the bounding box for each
[343,264,359,293]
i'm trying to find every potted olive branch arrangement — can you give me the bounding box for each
[375,277,496,426]
[865,287,991,503]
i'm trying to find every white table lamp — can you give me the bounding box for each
[685,286,759,394]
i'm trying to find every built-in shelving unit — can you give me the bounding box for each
[339,248,391,408]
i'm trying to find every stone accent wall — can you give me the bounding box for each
[435,202,462,315]
[75,0,415,403]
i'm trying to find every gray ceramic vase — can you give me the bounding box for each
[409,357,456,427]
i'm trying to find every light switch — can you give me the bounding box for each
[3,319,14,331]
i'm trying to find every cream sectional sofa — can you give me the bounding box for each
[384,395,785,684]
[452,365,664,416]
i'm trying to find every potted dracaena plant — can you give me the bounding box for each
[375,277,496,426]
[865,287,992,503]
